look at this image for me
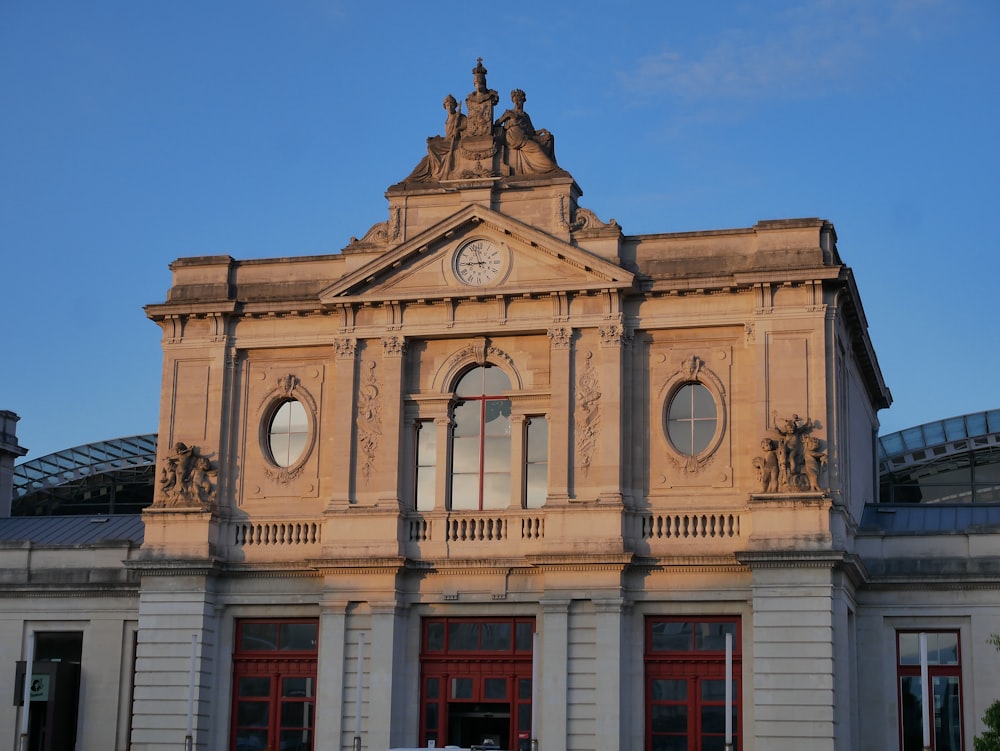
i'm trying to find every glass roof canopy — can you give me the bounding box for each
[12,434,158,516]
[878,410,1000,505]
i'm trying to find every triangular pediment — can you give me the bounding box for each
[318,205,632,305]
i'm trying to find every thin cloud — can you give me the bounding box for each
[624,0,950,102]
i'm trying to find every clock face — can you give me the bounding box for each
[454,239,504,286]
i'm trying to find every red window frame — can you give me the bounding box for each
[896,630,964,751]
[450,365,512,511]
[231,619,319,751]
[420,617,534,749]
[645,617,742,751]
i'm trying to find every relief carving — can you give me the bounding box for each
[547,327,572,350]
[154,442,216,510]
[334,337,357,360]
[575,351,601,477]
[752,413,827,493]
[356,361,382,484]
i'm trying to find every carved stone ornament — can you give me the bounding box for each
[334,337,358,360]
[397,59,569,186]
[154,442,217,510]
[548,327,572,350]
[575,351,601,477]
[356,361,383,484]
[752,413,827,493]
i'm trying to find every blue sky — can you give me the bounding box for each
[1,0,997,460]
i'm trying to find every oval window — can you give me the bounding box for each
[267,399,309,467]
[666,383,717,456]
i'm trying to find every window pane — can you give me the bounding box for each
[516,623,534,651]
[283,677,314,698]
[426,623,444,652]
[652,705,688,733]
[452,435,480,472]
[666,384,717,457]
[449,622,479,650]
[269,400,309,468]
[455,367,486,397]
[279,729,312,751]
[651,621,692,651]
[482,472,510,508]
[236,729,268,751]
[451,677,473,699]
[526,417,548,461]
[241,623,279,651]
[481,623,512,650]
[518,677,532,699]
[280,623,317,652]
[934,676,962,751]
[701,679,726,701]
[425,677,440,699]
[652,679,687,701]
[453,402,481,437]
[483,366,511,392]
[695,622,736,651]
[484,678,507,699]
[652,738,687,751]
[900,676,924,751]
[668,386,694,420]
[425,703,439,730]
[483,436,511,471]
[484,400,511,433]
[416,469,436,511]
[237,700,270,726]
[239,677,271,698]
[692,420,715,455]
[451,474,479,510]
[931,632,959,665]
[526,463,547,509]
[899,633,920,665]
[701,704,725,734]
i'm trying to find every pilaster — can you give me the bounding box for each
[377,335,407,507]
[539,597,570,747]
[369,601,410,751]
[329,337,358,507]
[547,327,572,503]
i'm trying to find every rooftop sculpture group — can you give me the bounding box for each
[401,59,567,184]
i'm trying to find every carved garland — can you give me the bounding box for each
[575,351,601,477]
[356,360,383,485]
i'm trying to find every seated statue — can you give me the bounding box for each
[495,88,560,176]
[404,94,467,183]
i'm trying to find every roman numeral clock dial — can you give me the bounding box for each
[453,239,505,286]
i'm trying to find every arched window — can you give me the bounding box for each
[666,383,717,456]
[450,365,512,510]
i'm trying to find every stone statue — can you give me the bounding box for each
[404,94,467,183]
[495,88,560,176]
[802,435,826,492]
[752,413,826,493]
[155,442,216,509]
[465,58,499,138]
[395,60,567,186]
[752,438,780,493]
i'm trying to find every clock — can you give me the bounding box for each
[453,239,505,286]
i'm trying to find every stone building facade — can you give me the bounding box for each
[3,62,998,751]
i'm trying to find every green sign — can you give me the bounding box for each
[29,674,49,702]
